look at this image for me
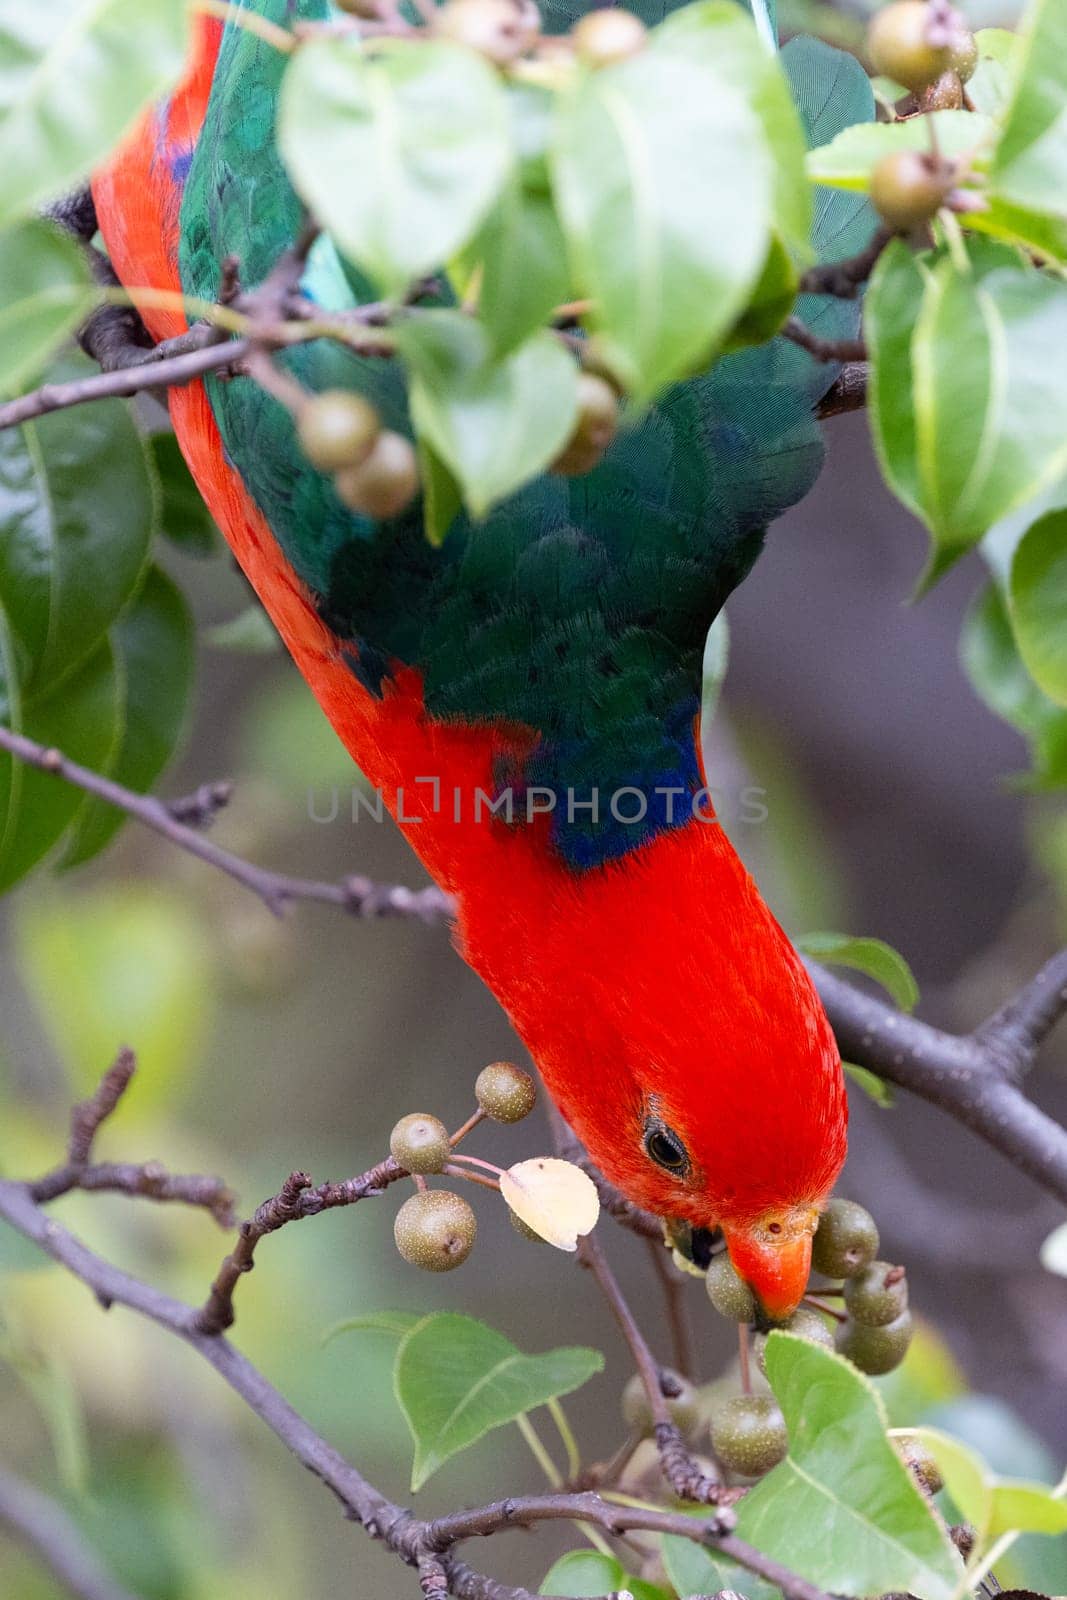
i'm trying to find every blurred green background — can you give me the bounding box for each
[2,413,1065,1596]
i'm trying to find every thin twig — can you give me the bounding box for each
[644,1234,695,1380]
[782,318,867,365]
[798,228,892,299]
[0,1466,142,1600]
[0,337,250,431]
[815,362,868,419]
[0,724,455,924]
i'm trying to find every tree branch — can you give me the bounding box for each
[0,1066,836,1600]
[0,1466,142,1600]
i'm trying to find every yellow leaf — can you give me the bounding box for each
[499,1158,600,1251]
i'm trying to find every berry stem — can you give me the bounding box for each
[802,1294,847,1324]
[547,1399,582,1483]
[413,1173,428,1193]
[449,1108,486,1147]
[738,1324,752,1396]
[441,1163,500,1192]
[448,1152,506,1178]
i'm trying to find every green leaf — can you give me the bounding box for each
[0,637,122,891]
[323,1310,423,1346]
[393,1311,602,1490]
[0,219,94,394]
[14,882,216,1102]
[1007,510,1067,705]
[150,432,221,558]
[807,111,996,190]
[416,434,462,548]
[843,1061,896,1108]
[661,1531,780,1600]
[865,238,925,524]
[551,49,771,400]
[989,0,1067,229]
[205,605,281,654]
[874,245,1067,581]
[397,313,577,518]
[966,30,1020,119]
[541,1551,664,1600]
[737,1334,960,1600]
[0,0,188,225]
[61,566,194,867]
[0,1319,90,1497]
[905,1428,1067,1550]
[468,181,572,358]
[0,384,154,696]
[653,1,812,268]
[960,579,1067,788]
[279,37,511,295]
[796,931,919,1011]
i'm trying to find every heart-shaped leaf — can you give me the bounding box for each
[736,1333,961,1600]
[394,1311,602,1490]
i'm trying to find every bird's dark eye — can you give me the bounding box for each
[643,1121,689,1174]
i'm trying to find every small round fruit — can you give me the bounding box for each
[843,1260,909,1327]
[835,1309,913,1374]
[552,373,620,476]
[706,1254,758,1323]
[896,1434,945,1495]
[622,1369,703,1442]
[436,0,537,67]
[394,1190,476,1272]
[475,1061,537,1122]
[754,1307,835,1373]
[389,1113,451,1175]
[571,7,647,67]
[334,431,419,519]
[870,150,951,230]
[297,390,380,473]
[710,1394,788,1477]
[336,0,385,16]
[509,1205,544,1241]
[867,0,957,93]
[811,1198,880,1279]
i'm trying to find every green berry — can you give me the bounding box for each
[622,1369,703,1442]
[509,1205,544,1242]
[710,1394,788,1477]
[297,390,380,473]
[754,1307,835,1373]
[843,1261,909,1327]
[835,1309,913,1375]
[870,151,951,231]
[389,1113,451,1175]
[552,373,621,478]
[474,1061,537,1122]
[706,1253,758,1323]
[436,0,538,66]
[811,1199,879,1280]
[334,431,419,520]
[919,68,963,109]
[949,29,978,81]
[571,7,647,67]
[867,1,962,93]
[895,1434,945,1496]
[394,1190,476,1272]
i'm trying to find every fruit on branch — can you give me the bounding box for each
[551,373,620,477]
[297,390,380,472]
[436,0,539,67]
[709,1393,788,1476]
[390,1113,452,1174]
[475,1061,537,1122]
[622,1369,703,1441]
[843,1259,909,1326]
[394,1190,477,1270]
[918,69,964,110]
[334,431,419,518]
[867,0,975,93]
[869,151,952,231]
[811,1199,879,1279]
[754,1307,835,1372]
[706,1252,758,1323]
[835,1308,913,1373]
[570,7,647,67]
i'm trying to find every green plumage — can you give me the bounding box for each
[180,0,872,865]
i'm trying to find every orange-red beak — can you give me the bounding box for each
[722,1209,818,1324]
